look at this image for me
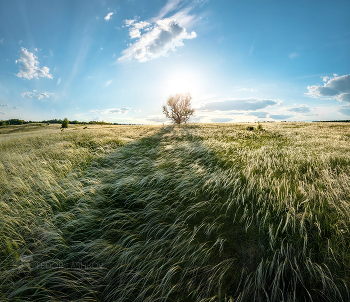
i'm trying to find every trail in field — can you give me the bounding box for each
[2,123,350,302]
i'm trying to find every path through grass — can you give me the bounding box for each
[1,122,350,301]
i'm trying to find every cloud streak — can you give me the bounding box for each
[90,107,131,114]
[287,105,311,113]
[199,98,279,111]
[21,90,53,100]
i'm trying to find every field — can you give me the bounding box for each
[1,122,350,301]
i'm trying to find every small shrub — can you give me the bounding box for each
[257,123,263,131]
[246,126,254,131]
[61,118,69,128]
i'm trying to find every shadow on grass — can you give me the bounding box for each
[2,124,349,302]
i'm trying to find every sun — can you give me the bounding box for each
[163,70,202,97]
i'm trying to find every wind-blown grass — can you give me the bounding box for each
[1,122,350,301]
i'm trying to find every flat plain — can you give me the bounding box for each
[1,122,350,301]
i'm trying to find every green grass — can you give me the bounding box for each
[1,122,350,301]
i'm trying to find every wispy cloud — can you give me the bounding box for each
[104,12,113,21]
[105,80,112,87]
[90,107,131,114]
[16,48,53,80]
[0,38,4,44]
[289,52,298,59]
[156,0,184,20]
[249,45,254,56]
[22,90,54,100]
[135,109,141,112]
[18,40,22,44]
[0,104,9,107]
[57,77,61,85]
[236,87,257,92]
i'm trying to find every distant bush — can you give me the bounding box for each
[257,123,263,130]
[61,118,69,128]
[246,126,254,131]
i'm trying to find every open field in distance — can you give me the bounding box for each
[1,122,350,301]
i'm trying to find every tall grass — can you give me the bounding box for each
[1,122,350,301]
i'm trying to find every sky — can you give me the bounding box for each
[1,0,350,124]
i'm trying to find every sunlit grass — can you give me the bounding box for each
[1,122,350,301]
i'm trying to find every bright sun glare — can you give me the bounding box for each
[163,71,202,97]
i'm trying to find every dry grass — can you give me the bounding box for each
[1,122,350,301]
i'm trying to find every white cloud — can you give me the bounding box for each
[289,53,298,59]
[18,40,22,44]
[268,114,293,120]
[0,112,5,115]
[287,105,311,113]
[57,77,61,85]
[337,105,350,116]
[338,93,350,102]
[0,38,4,44]
[104,12,113,21]
[13,106,21,109]
[146,115,168,123]
[199,98,279,111]
[125,19,151,39]
[0,104,9,107]
[211,117,233,123]
[90,107,131,114]
[16,48,53,80]
[248,111,269,118]
[21,90,53,100]
[306,74,350,102]
[90,116,102,121]
[135,109,141,112]
[118,10,197,62]
[105,80,112,87]
[236,87,257,92]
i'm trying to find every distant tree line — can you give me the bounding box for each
[313,120,350,122]
[1,119,26,125]
[0,119,136,126]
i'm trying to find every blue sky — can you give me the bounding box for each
[1,0,350,124]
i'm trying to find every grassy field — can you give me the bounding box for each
[1,122,350,301]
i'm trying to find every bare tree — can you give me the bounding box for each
[163,93,195,124]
